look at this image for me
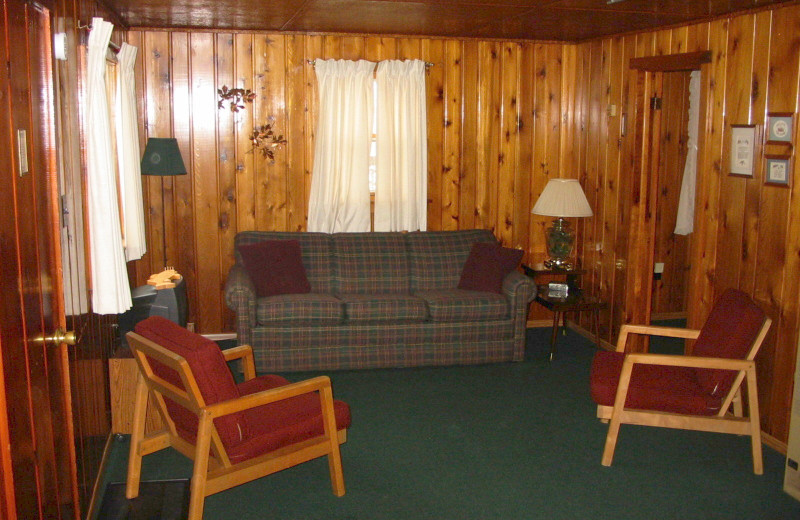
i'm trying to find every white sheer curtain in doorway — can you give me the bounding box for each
[308,59,375,233]
[86,17,132,314]
[374,59,427,232]
[674,70,701,235]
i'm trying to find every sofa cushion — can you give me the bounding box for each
[235,232,335,293]
[230,375,351,463]
[590,350,722,415]
[458,242,524,293]
[238,240,312,297]
[405,230,497,291]
[256,294,344,326]
[133,316,246,448]
[332,233,410,293]
[338,293,428,322]
[415,289,509,322]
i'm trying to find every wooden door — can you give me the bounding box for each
[0,0,80,518]
[619,68,664,352]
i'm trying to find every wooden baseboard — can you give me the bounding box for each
[85,433,115,520]
[762,431,788,455]
[526,319,552,328]
[651,312,688,321]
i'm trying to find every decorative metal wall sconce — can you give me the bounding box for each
[249,124,287,160]
[217,85,256,112]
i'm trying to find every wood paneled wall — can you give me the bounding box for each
[126,31,575,332]
[574,3,800,443]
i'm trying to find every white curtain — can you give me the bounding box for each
[674,70,701,235]
[117,42,147,261]
[308,59,375,233]
[86,17,132,314]
[374,60,428,232]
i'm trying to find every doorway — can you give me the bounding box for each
[621,51,711,352]
[651,70,695,322]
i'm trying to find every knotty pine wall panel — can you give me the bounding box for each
[574,3,800,444]
[128,31,574,333]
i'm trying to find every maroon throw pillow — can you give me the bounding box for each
[237,240,311,297]
[458,242,524,293]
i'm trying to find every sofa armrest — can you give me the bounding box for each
[224,264,257,346]
[502,270,537,303]
[502,270,537,361]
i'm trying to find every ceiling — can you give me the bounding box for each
[104,0,788,42]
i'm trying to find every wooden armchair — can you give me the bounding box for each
[590,289,771,474]
[125,316,350,520]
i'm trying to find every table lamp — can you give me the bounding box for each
[531,178,593,270]
[141,138,187,268]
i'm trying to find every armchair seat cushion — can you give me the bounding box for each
[590,351,723,416]
[415,289,509,322]
[338,293,428,323]
[256,293,344,326]
[231,375,351,463]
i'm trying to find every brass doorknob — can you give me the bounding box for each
[34,329,77,346]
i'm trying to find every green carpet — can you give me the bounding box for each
[99,328,800,519]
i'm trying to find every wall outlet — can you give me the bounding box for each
[654,262,665,274]
[186,322,195,332]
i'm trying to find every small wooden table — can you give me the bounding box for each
[523,265,607,361]
[535,287,607,360]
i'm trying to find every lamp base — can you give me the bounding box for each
[544,257,575,271]
[544,218,575,272]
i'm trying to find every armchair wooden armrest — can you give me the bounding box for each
[205,376,334,419]
[221,344,256,381]
[622,353,754,371]
[616,324,701,352]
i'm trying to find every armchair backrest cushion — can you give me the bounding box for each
[235,231,335,293]
[405,229,497,291]
[332,232,410,293]
[134,316,246,447]
[693,289,767,397]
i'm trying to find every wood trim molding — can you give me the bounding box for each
[630,51,712,72]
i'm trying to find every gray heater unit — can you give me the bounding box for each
[784,332,800,501]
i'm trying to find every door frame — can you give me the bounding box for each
[623,51,712,352]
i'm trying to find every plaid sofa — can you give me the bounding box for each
[224,230,536,372]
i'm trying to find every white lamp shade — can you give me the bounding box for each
[531,178,593,218]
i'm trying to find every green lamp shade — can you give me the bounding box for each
[141,138,187,176]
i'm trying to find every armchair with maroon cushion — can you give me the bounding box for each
[590,289,771,474]
[124,316,350,520]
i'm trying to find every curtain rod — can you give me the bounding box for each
[307,59,433,68]
[77,21,121,53]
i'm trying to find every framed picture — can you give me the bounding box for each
[730,124,757,177]
[765,154,792,187]
[766,112,794,144]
